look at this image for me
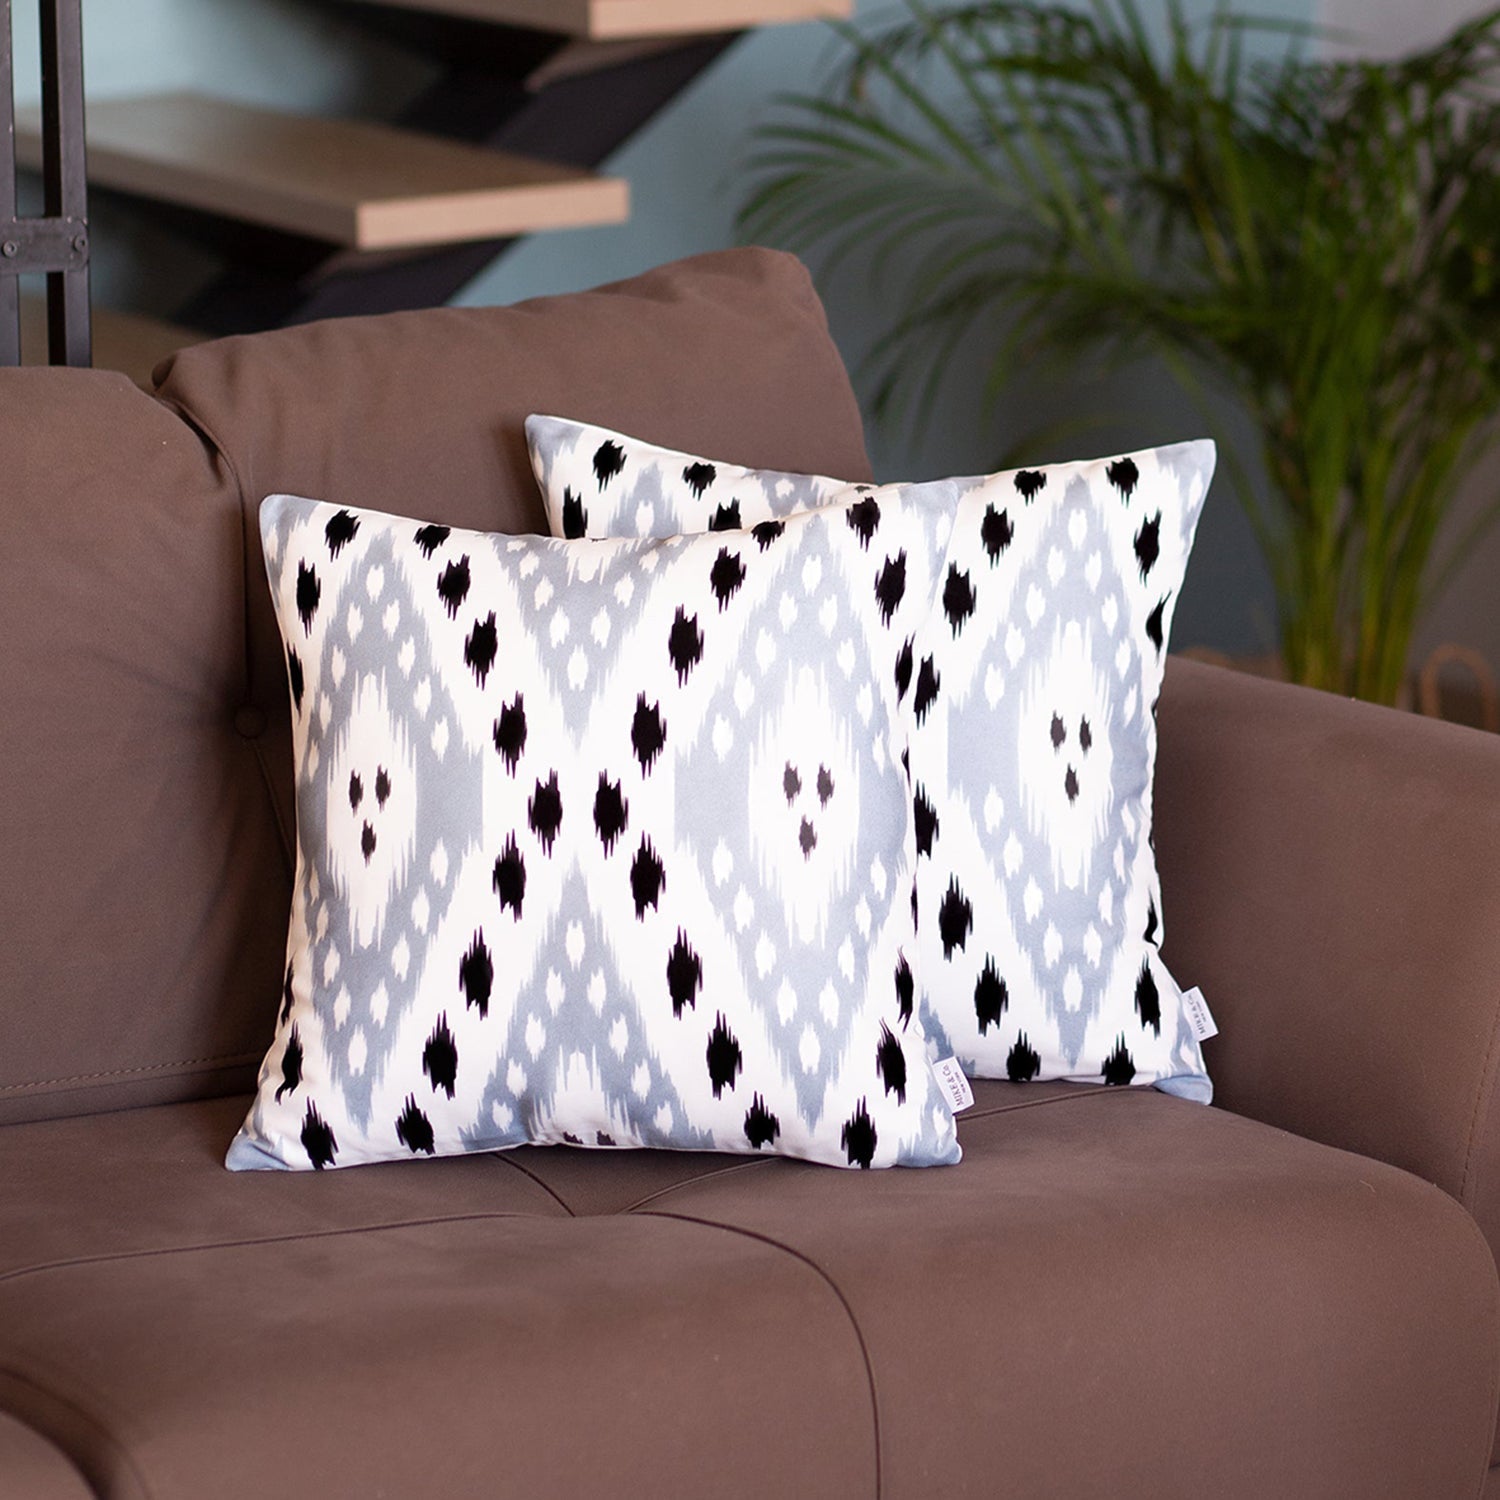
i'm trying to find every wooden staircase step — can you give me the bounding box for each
[20,296,201,387]
[15,93,630,250]
[345,0,851,40]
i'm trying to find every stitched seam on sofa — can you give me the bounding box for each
[960,1082,1140,1125]
[478,1154,577,1216]
[621,1155,780,1214]
[0,1362,153,1500]
[153,392,297,872]
[640,1209,883,1500]
[0,1210,563,1287]
[1459,977,1500,1217]
[0,1052,264,1094]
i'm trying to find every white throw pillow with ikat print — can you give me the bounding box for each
[527,415,1215,1101]
[228,489,962,1172]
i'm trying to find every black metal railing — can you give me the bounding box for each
[1,0,89,367]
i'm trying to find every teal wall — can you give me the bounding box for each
[8,0,1329,656]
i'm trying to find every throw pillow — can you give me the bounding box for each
[228,489,962,1171]
[527,415,1215,1100]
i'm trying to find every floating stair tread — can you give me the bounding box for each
[346,0,851,40]
[15,93,630,250]
[20,297,201,387]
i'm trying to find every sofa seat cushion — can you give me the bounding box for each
[0,1413,93,1500]
[0,1088,1494,1500]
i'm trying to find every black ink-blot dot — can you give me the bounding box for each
[493,695,527,773]
[847,495,881,548]
[706,1013,743,1098]
[1144,898,1159,947]
[1135,512,1161,580]
[745,1094,780,1149]
[300,1103,337,1170]
[413,523,450,557]
[460,932,493,1018]
[751,519,785,550]
[593,439,625,488]
[528,772,563,855]
[798,817,817,858]
[630,837,666,918]
[494,835,526,919]
[710,547,746,610]
[709,500,741,532]
[894,638,914,702]
[1015,470,1047,503]
[465,612,498,685]
[816,766,834,806]
[938,878,973,958]
[783,762,802,803]
[1080,718,1093,753]
[1007,1035,1041,1082]
[943,564,976,636]
[1146,595,1169,653]
[280,961,295,1026]
[974,959,1008,1034]
[667,929,702,1017]
[596,1132,615,1147]
[982,504,1014,560]
[375,768,391,807]
[895,952,914,1027]
[423,1014,459,1099]
[275,1024,303,1103]
[1064,766,1080,803]
[437,556,471,619]
[914,785,939,856]
[594,774,628,856]
[287,646,304,713]
[876,1022,907,1103]
[324,509,359,557]
[360,821,377,864]
[348,771,364,811]
[631,695,667,773]
[1107,457,1140,500]
[561,488,588,540]
[1051,713,1066,749]
[683,461,717,500]
[913,656,940,724]
[1102,1037,1137,1086]
[396,1095,436,1155]
[1135,960,1161,1035]
[841,1100,877,1169]
[296,562,321,634]
[563,1132,583,1145]
[668,608,703,684]
[874,551,908,625]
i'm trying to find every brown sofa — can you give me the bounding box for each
[2,248,1498,1500]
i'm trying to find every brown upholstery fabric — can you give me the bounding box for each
[0,1412,93,1500]
[0,1085,1493,1500]
[1155,660,1500,1260]
[0,368,281,1127]
[1155,655,1500,1466]
[0,250,872,1126]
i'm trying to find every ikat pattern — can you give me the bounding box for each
[230,490,962,1172]
[528,416,1214,1099]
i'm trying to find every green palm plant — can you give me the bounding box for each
[739,0,1500,703]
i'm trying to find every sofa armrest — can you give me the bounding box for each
[1154,656,1500,1252]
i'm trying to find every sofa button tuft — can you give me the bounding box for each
[234,706,267,740]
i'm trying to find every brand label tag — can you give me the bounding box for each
[1182,987,1219,1042]
[931,1056,975,1113]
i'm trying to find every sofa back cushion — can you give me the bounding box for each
[0,249,873,1124]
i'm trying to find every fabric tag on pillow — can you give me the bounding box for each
[931,1056,975,1113]
[1180,988,1218,1043]
[526,415,1216,1104]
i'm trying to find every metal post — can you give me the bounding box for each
[39,0,87,367]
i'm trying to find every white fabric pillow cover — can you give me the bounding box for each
[229,491,963,1172]
[527,415,1215,1100]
